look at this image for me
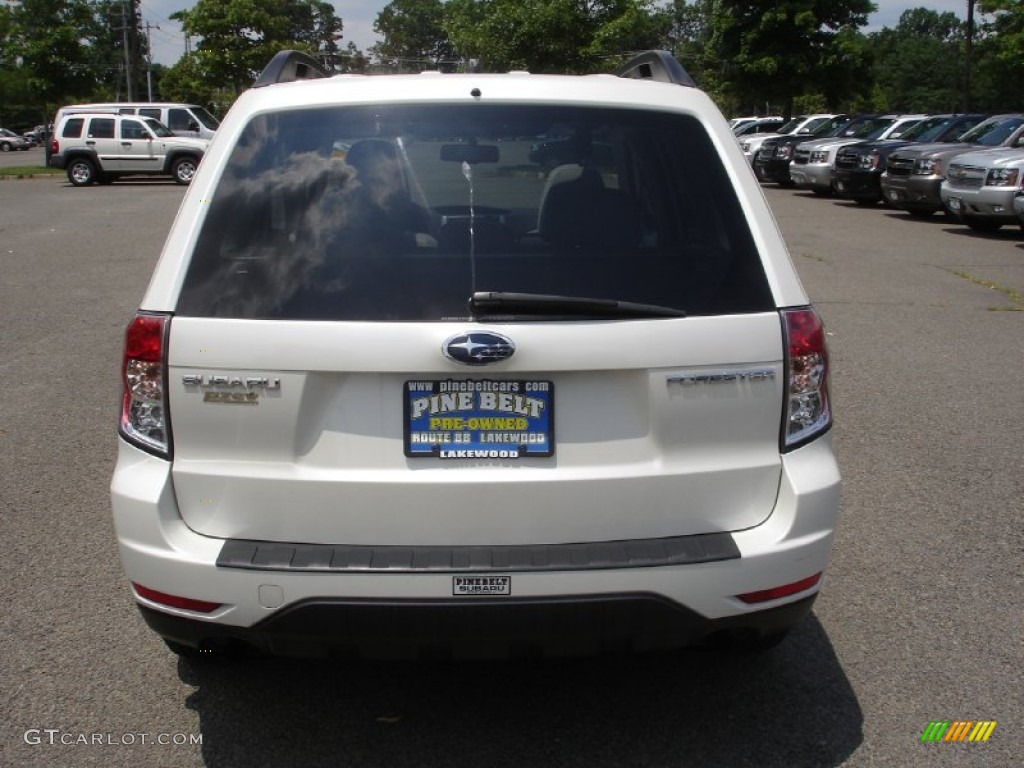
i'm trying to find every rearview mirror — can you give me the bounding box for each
[441,144,499,164]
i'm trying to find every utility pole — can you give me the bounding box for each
[145,21,160,102]
[964,0,975,111]
[121,0,134,100]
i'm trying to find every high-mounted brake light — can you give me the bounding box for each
[119,313,171,457]
[781,307,831,450]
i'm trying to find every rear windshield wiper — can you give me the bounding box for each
[469,291,686,319]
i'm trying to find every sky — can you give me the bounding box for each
[138,1,976,68]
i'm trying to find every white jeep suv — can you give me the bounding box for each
[112,51,840,659]
[49,111,208,186]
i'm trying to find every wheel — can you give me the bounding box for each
[963,215,1002,232]
[171,156,198,185]
[0,142,11,152]
[66,158,97,186]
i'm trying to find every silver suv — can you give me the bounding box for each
[111,51,840,660]
[940,147,1024,231]
[49,111,209,186]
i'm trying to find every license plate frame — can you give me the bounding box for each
[404,379,554,459]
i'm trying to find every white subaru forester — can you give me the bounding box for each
[112,50,840,659]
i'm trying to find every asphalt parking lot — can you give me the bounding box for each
[0,175,1021,768]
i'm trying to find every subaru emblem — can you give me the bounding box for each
[443,332,515,365]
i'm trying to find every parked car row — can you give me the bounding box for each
[744,112,1024,234]
[0,127,33,151]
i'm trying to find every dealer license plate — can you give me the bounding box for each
[947,196,962,211]
[404,379,554,459]
[453,576,511,596]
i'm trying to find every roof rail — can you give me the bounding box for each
[254,50,331,88]
[615,51,695,88]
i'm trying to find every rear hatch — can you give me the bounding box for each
[164,101,788,546]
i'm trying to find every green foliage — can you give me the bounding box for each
[90,0,150,101]
[158,53,233,114]
[980,0,1024,73]
[1,0,1022,131]
[442,0,664,73]
[6,0,102,109]
[705,0,876,117]
[373,0,455,69]
[868,9,964,112]
[172,0,344,94]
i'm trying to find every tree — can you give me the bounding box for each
[171,0,344,95]
[968,0,1024,110]
[867,9,965,112]
[6,0,101,110]
[704,0,876,118]
[442,0,665,74]
[91,0,150,101]
[336,41,371,73]
[660,0,714,82]
[373,0,456,70]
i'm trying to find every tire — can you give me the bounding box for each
[0,142,11,152]
[66,157,97,186]
[171,156,198,185]
[963,215,1002,232]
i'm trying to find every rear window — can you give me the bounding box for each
[61,118,84,139]
[177,104,772,321]
[87,118,115,139]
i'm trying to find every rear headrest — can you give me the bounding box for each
[537,166,642,251]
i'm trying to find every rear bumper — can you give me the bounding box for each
[139,592,818,658]
[111,435,840,656]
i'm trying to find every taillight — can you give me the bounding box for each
[50,138,59,155]
[119,313,171,458]
[781,307,831,450]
